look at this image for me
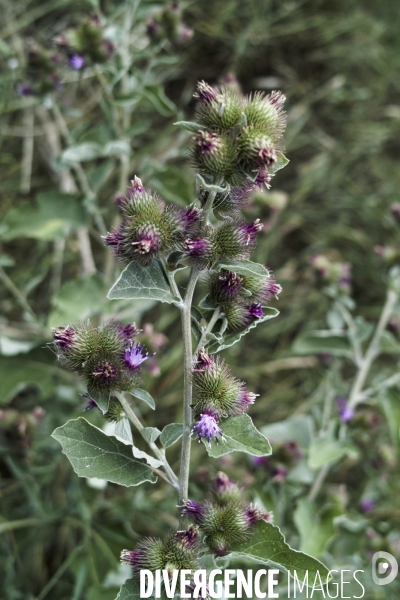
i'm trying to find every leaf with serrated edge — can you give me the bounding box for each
[213,259,270,278]
[142,427,161,444]
[131,446,163,469]
[107,261,179,304]
[115,417,133,445]
[52,418,156,486]
[203,414,271,458]
[226,520,330,583]
[207,308,279,353]
[131,388,155,410]
[160,423,183,448]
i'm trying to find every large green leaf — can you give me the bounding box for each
[48,274,105,328]
[292,329,352,358]
[213,259,270,278]
[131,388,156,410]
[207,308,279,353]
[52,418,157,486]
[203,414,271,458]
[108,262,179,305]
[226,520,330,582]
[1,192,87,241]
[0,351,57,404]
[308,428,358,469]
[294,498,341,557]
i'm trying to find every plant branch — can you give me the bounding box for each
[116,392,178,489]
[0,266,38,320]
[195,307,221,354]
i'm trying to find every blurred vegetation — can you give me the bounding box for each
[1,0,400,598]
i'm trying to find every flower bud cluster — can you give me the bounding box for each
[191,350,258,444]
[56,14,114,69]
[207,268,281,331]
[16,40,61,97]
[105,177,201,265]
[147,2,193,45]
[191,81,286,186]
[183,473,269,556]
[183,218,263,270]
[52,320,152,402]
[121,526,203,596]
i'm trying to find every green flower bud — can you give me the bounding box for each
[244,91,286,141]
[191,131,237,179]
[195,84,243,131]
[237,127,278,171]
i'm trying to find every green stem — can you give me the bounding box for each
[195,307,221,354]
[0,266,38,320]
[116,392,178,489]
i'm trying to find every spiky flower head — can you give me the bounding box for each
[62,15,114,64]
[105,179,196,265]
[238,127,278,171]
[121,528,200,590]
[208,267,281,309]
[182,499,266,556]
[223,302,264,332]
[191,349,256,419]
[194,83,243,131]
[52,320,148,403]
[212,186,250,218]
[104,396,125,423]
[243,91,286,141]
[191,131,236,179]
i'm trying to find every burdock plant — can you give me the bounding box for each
[51,81,329,598]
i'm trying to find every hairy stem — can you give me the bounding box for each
[178,184,220,515]
[195,307,221,354]
[116,392,178,489]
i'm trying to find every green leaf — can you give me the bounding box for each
[203,414,272,458]
[160,423,183,448]
[61,142,102,162]
[115,417,133,445]
[143,85,175,116]
[208,308,279,353]
[292,329,352,358]
[0,350,56,404]
[88,388,110,414]
[142,427,161,444]
[269,152,290,173]
[48,274,105,328]
[131,388,156,410]
[213,259,270,278]
[52,418,156,486]
[294,498,341,557]
[308,428,358,469]
[131,446,163,470]
[108,262,179,305]
[173,121,206,133]
[115,577,141,600]
[198,294,218,311]
[226,520,330,582]
[1,192,87,241]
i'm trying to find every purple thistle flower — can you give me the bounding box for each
[194,80,218,103]
[191,413,224,445]
[118,322,139,341]
[92,360,120,383]
[195,131,220,154]
[216,271,243,300]
[273,465,287,482]
[175,525,199,548]
[360,499,375,513]
[124,343,153,370]
[257,146,277,168]
[245,504,270,525]
[129,175,145,194]
[247,303,264,320]
[255,170,273,189]
[337,397,355,422]
[182,500,204,518]
[181,205,202,230]
[239,219,263,246]
[120,549,141,566]
[53,326,75,349]
[193,348,213,371]
[240,390,258,409]
[267,90,286,109]
[184,236,212,257]
[131,224,163,255]
[104,228,122,251]
[69,54,85,70]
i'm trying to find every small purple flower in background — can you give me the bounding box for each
[337,397,355,422]
[16,83,34,96]
[360,499,374,513]
[273,465,287,482]
[123,343,154,370]
[69,54,85,70]
[53,326,75,349]
[241,390,259,409]
[129,175,145,194]
[191,413,224,445]
[182,500,204,518]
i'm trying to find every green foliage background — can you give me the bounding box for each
[1,0,400,598]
